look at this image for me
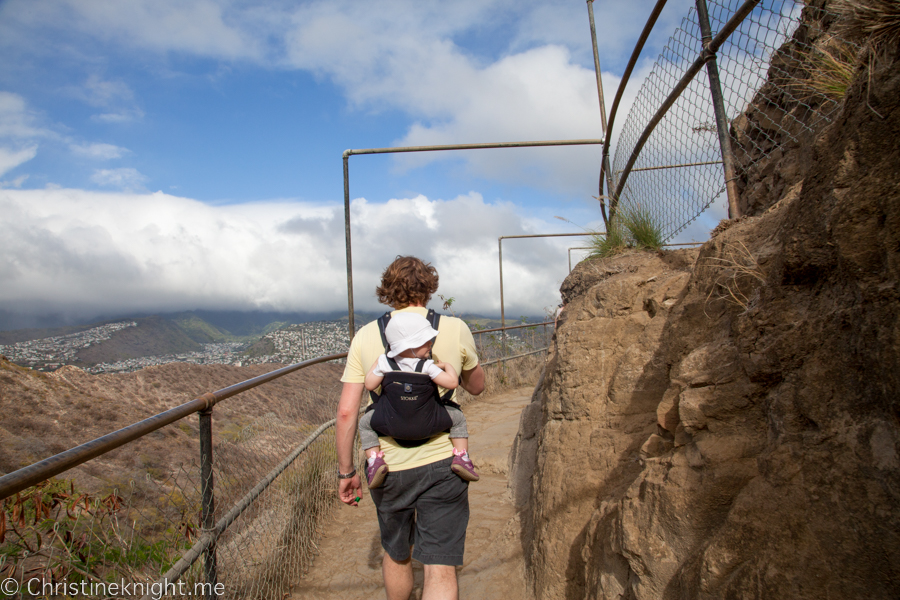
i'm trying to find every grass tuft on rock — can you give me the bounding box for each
[590,205,663,258]
[834,0,900,52]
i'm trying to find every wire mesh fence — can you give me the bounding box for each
[611,0,850,240]
[0,381,341,600]
[469,321,555,365]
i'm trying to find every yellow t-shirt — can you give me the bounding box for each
[341,307,480,471]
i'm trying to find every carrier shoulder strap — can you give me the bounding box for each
[369,313,402,408]
[424,310,454,403]
[376,309,441,352]
[426,308,440,331]
[376,312,392,351]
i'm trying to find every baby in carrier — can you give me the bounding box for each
[359,311,479,489]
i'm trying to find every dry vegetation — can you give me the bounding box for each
[833,0,900,53]
[703,240,767,311]
[795,0,900,104]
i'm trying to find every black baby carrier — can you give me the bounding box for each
[365,310,461,448]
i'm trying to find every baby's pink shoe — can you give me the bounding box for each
[366,452,388,489]
[451,448,479,482]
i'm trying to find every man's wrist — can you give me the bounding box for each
[338,468,357,479]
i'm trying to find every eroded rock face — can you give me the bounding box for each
[510,251,698,599]
[513,40,900,600]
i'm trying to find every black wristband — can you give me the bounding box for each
[338,468,356,479]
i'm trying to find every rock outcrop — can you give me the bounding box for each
[510,250,699,598]
[511,17,900,600]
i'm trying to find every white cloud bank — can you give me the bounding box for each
[0,189,573,323]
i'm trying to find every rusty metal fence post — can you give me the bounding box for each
[586,0,617,214]
[343,152,356,341]
[198,407,218,599]
[695,0,742,219]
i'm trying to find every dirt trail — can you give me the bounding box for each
[289,387,534,599]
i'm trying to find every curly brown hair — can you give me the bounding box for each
[376,256,439,309]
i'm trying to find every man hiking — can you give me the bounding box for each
[336,255,485,600]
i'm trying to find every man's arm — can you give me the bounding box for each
[459,365,485,396]
[336,381,364,505]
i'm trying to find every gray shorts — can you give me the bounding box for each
[369,456,469,565]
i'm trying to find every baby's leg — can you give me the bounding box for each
[446,406,469,453]
[447,406,479,481]
[357,411,382,457]
[359,411,388,489]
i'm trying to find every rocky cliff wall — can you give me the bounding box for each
[511,26,900,600]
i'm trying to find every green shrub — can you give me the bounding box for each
[590,204,663,258]
[619,204,664,250]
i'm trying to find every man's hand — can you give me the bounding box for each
[339,474,362,506]
[336,382,364,505]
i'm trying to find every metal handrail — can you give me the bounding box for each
[471,321,553,336]
[498,232,597,331]
[342,139,604,339]
[0,315,557,500]
[144,319,557,598]
[1,317,554,598]
[0,352,348,500]
[481,347,549,367]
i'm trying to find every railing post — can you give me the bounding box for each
[343,151,356,341]
[586,0,617,223]
[695,0,742,219]
[199,407,218,598]
[498,237,507,357]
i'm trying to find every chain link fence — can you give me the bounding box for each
[470,322,554,365]
[0,379,341,600]
[611,0,849,240]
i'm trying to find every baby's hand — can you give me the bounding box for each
[433,360,448,371]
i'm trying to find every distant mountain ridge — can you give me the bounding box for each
[0,308,545,372]
[0,311,364,370]
[0,309,363,345]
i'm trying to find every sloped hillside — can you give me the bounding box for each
[511,10,900,600]
[0,357,342,493]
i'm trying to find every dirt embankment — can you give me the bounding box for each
[511,21,900,600]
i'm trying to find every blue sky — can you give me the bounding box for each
[0,0,725,328]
